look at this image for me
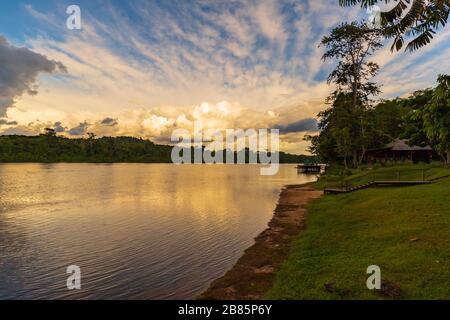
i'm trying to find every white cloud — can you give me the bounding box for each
[2,1,446,155]
[252,0,285,43]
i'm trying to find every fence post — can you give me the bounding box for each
[397,171,400,181]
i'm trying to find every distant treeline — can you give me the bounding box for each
[0,135,316,164]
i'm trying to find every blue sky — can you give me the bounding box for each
[0,0,449,153]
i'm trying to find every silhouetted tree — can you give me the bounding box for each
[42,128,57,137]
[320,22,383,166]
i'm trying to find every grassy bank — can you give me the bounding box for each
[266,164,450,299]
[314,162,450,190]
[200,186,322,300]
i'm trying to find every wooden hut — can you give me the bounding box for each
[364,139,434,164]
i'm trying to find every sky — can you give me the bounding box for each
[0,0,449,154]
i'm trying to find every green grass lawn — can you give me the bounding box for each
[266,166,450,299]
[315,162,450,190]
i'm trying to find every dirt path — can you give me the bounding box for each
[199,184,323,300]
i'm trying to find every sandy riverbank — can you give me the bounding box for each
[199,184,323,300]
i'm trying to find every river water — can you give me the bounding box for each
[0,163,315,299]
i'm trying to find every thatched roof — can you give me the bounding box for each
[386,139,432,151]
[367,139,432,152]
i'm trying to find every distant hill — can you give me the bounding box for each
[0,135,317,164]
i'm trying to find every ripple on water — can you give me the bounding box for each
[0,163,316,299]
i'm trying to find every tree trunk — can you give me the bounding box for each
[352,151,358,168]
[447,151,450,168]
[359,116,366,165]
[359,146,366,165]
[352,62,358,109]
[353,82,358,108]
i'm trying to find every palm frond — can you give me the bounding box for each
[339,0,449,52]
[339,0,386,7]
[405,29,435,52]
[381,0,409,23]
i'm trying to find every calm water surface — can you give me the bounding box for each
[0,164,315,299]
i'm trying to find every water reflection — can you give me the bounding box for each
[0,164,315,299]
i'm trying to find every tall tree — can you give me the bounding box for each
[320,22,383,166]
[419,74,450,166]
[322,22,383,107]
[339,0,449,52]
[311,93,357,168]
[42,128,57,137]
[401,89,434,147]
